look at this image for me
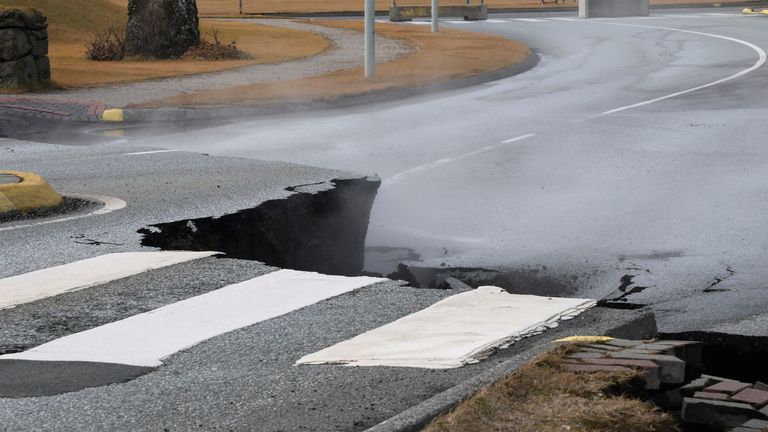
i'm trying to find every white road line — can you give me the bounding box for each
[122,149,180,156]
[600,23,767,115]
[383,133,536,187]
[297,287,595,369]
[485,18,510,23]
[0,194,127,233]
[1,270,387,367]
[548,17,579,21]
[0,252,218,310]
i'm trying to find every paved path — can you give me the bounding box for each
[0,19,411,117]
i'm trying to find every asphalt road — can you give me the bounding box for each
[1,7,766,431]
[109,8,768,336]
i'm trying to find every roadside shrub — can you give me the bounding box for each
[183,29,252,61]
[85,28,125,61]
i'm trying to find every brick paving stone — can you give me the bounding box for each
[607,352,686,384]
[708,381,754,395]
[694,391,731,401]
[578,347,609,354]
[580,357,661,389]
[682,398,765,429]
[755,381,768,392]
[743,419,768,429]
[563,364,634,374]
[733,389,768,407]
[585,343,623,351]
[730,427,760,432]
[566,352,605,359]
[603,338,645,348]
[683,377,717,396]
[761,405,768,418]
[653,340,703,364]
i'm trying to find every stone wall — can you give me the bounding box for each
[0,9,49,89]
[125,0,200,59]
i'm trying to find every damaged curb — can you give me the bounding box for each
[0,170,62,215]
[364,309,658,432]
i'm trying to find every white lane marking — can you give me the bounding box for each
[548,17,579,21]
[1,270,387,367]
[297,287,595,369]
[513,18,548,22]
[0,252,218,310]
[0,194,127,233]
[600,23,767,115]
[122,149,180,156]
[383,133,536,187]
[485,18,510,23]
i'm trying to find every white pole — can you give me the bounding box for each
[365,0,375,78]
[432,0,438,32]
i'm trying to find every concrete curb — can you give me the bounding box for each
[118,51,540,123]
[363,308,658,432]
[0,171,62,215]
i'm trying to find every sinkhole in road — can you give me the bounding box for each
[660,332,768,385]
[138,177,380,276]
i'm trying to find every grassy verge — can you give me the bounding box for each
[0,0,329,89]
[135,19,531,108]
[423,347,680,432]
[107,0,763,16]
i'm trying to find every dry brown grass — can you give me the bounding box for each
[111,0,760,16]
[0,0,328,89]
[136,19,530,107]
[423,347,680,432]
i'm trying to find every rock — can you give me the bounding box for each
[125,0,200,59]
[0,9,47,30]
[0,55,36,88]
[0,28,31,61]
[30,36,47,57]
[34,56,49,81]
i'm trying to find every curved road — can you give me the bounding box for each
[126,8,768,335]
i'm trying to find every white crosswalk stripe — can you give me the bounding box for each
[0,251,218,310]
[0,269,387,367]
[297,287,595,369]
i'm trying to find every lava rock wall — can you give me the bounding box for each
[0,9,49,89]
[125,0,200,59]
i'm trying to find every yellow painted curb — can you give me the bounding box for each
[102,109,124,122]
[0,170,63,214]
[553,336,614,344]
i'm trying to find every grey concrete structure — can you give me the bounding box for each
[579,0,649,18]
[389,4,488,21]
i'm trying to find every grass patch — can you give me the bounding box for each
[136,19,531,107]
[111,0,765,16]
[423,347,680,432]
[0,0,328,89]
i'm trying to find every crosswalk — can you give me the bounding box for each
[0,251,595,396]
[382,12,763,25]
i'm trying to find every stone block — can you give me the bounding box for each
[0,28,31,61]
[31,37,47,57]
[654,340,703,364]
[34,56,49,82]
[708,381,753,395]
[29,29,47,40]
[0,55,37,88]
[607,352,685,384]
[732,388,768,407]
[755,381,768,392]
[682,398,765,429]
[693,391,730,401]
[586,343,623,351]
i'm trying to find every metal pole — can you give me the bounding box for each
[365,0,375,78]
[239,0,243,15]
[431,0,439,32]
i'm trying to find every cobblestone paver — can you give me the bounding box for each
[0,19,412,119]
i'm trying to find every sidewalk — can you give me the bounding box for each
[0,19,411,121]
